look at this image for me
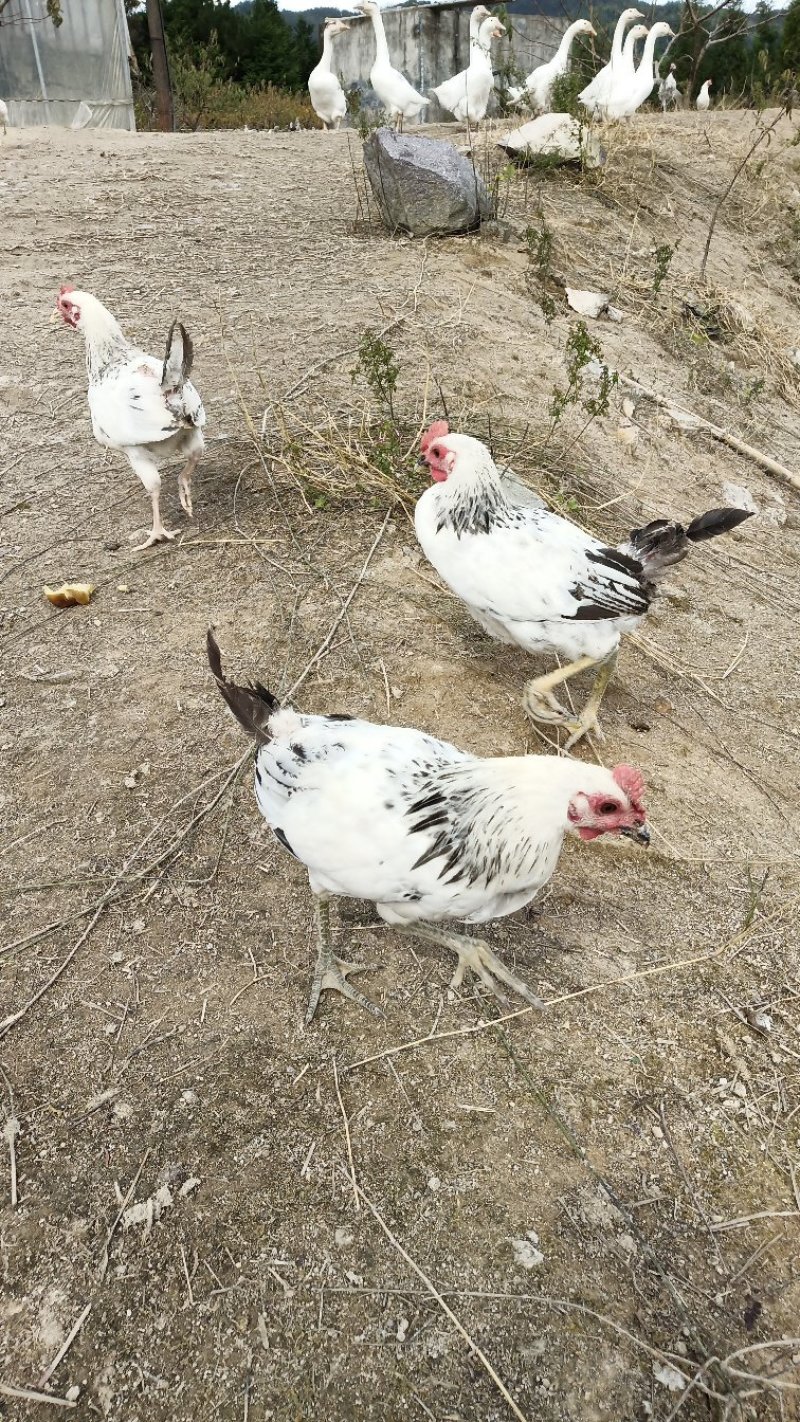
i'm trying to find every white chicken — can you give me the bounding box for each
[433,14,506,125]
[507,18,596,114]
[415,422,752,748]
[55,286,205,550]
[308,18,350,130]
[696,78,712,111]
[659,62,679,111]
[208,632,650,1022]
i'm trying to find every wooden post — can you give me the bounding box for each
[146,0,174,132]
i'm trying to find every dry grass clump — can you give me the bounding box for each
[135,76,318,132]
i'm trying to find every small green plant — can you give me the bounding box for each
[549,321,617,426]
[525,214,557,324]
[652,241,677,296]
[550,67,586,120]
[349,89,384,140]
[352,328,400,422]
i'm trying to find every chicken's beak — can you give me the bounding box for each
[621,823,650,847]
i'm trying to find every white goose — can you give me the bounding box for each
[308,19,350,130]
[434,14,506,124]
[696,78,712,111]
[602,21,673,120]
[432,5,492,116]
[508,18,597,113]
[357,0,427,131]
[579,7,643,115]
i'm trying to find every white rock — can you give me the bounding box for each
[653,1362,688,1392]
[498,114,603,168]
[566,287,611,319]
[510,1231,544,1269]
[722,481,758,514]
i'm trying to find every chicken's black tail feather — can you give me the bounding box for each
[207,630,279,746]
[621,507,753,579]
[162,320,194,390]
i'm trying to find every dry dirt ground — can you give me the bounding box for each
[1,111,800,1422]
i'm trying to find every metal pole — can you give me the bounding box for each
[22,0,52,124]
[146,0,174,132]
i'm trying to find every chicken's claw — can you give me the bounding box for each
[305,955,382,1026]
[132,526,178,552]
[450,937,544,1009]
[563,710,606,751]
[522,685,573,727]
[178,479,193,517]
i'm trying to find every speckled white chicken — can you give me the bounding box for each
[208,632,650,1023]
[415,422,752,747]
[55,286,205,549]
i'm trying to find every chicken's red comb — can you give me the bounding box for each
[59,283,76,295]
[420,419,449,454]
[612,764,646,806]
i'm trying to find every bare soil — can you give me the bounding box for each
[1,111,800,1422]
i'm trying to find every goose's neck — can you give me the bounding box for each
[320,30,335,69]
[556,21,582,64]
[611,14,629,63]
[368,9,391,65]
[639,30,659,73]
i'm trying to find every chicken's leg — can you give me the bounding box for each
[305,892,382,1025]
[177,448,202,518]
[522,654,599,729]
[395,923,543,1008]
[127,450,177,550]
[563,650,618,750]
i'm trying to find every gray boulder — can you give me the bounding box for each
[363,128,493,237]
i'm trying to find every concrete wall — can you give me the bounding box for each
[333,6,568,122]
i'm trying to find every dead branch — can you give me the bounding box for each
[700,108,788,283]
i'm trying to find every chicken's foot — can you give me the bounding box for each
[305,893,382,1025]
[523,651,617,748]
[396,923,544,1009]
[563,651,618,750]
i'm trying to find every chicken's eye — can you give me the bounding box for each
[599,800,619,815]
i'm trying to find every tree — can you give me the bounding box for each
[146,0,174,131]
[783,0,800,75]
[0,0,62,25]
[661,0,779,97]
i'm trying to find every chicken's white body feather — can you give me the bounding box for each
[254,707,622,924]
[414,447,646,664]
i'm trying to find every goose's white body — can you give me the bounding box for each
[358,0,427,127]
[696,79,712,111]
[508,18,596,113]
[579,7,643,114]
[433,15,506,123]
[0,98,8,134]
[432,5,491,115]
[602,22,673,120]
[308,21,349,129]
